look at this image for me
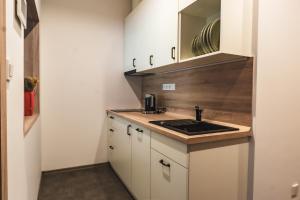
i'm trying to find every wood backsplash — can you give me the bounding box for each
[142,59,253,126]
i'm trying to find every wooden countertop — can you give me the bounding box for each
[107,110,252,145]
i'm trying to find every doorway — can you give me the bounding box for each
[0,0,8,199]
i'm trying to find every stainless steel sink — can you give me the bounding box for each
[149,119,239,136]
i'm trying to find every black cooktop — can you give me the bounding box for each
[149,119,239,136]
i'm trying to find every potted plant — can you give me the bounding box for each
[24,76,38,116]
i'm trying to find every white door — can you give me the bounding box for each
[151,149,188,200]
[131,125,151,200]
[109,118,132,189]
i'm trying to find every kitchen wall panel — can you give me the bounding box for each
[143,59,253,126]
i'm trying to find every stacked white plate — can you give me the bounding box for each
[192,18,220,56]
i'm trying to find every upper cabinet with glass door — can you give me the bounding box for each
[179,0,253,62]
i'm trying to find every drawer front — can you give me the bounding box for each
[151,149,188,200]
[151,132,189,168]
[108,115,130,135]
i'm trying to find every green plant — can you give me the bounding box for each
[24,76,38,92]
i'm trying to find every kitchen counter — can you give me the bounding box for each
[107,110,252,145]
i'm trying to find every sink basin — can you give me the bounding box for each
[149,119,239,136]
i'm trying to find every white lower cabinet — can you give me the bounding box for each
[150,149,188,200]
[107,115,132,189]
[107,114,249,200]
[131,125,151,200]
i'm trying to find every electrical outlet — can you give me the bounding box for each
[162,83,176,91]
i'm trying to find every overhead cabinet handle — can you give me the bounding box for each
[171,47,176,60]
[149,55,154,66]
[127,125,132,136]
[133,58,136,68]
[109,129,114,132]
[109,146,114,150]
[159,159,171,168]
[109,116,114,119]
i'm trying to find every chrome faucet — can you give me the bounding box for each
[195,106,203,121]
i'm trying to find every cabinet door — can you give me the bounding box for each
[124,2,149,72]
[124,0,179,72]
[132,125,151,200]
[149,0,178,68]
[124,13,138,72]
[109,117,132,189]
[151,149,188,200]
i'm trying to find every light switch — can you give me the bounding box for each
[291,183,299,198]
[6,58,13,82]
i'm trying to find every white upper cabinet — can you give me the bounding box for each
[124,0,254,73]
[148,0,178,69]
[124,8,142,72]
[179,0,253,61]
[124,0,179,72]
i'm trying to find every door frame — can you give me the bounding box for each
[0,0,8,199]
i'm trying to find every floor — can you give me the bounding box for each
[38,163,134,200]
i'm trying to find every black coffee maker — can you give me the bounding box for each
[144,94,156,113]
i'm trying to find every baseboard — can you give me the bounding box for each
[42,162,109,175]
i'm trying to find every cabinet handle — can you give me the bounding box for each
[109,146,114,150]
[109,129,114,132]
[136,128,143,133]
[149,55,154,66]
[133,58,136,68]
[171,47,176,60]
[159,159,171,168]
[109,116,114,119]
[127,125,132,136]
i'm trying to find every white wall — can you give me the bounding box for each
[40,0,141,171]
[24,119,41,200]
[6,0,41,199]
[253,0,300,199]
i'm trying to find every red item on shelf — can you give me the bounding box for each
[24,91,35,116]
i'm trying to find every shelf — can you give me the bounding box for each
[24,113,39,136]
[130,52,250,75]
[24,0,40,136]
[180,0,221,61]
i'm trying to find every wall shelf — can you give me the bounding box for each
[179,0,221,60]
[128,52,250,76]
[24,0,40,136]
[24,113,39,135]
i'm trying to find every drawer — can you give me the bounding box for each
[108,115,128,133]
[151,132,189,168]
[131,123,150,136]
[151,149,188,200]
